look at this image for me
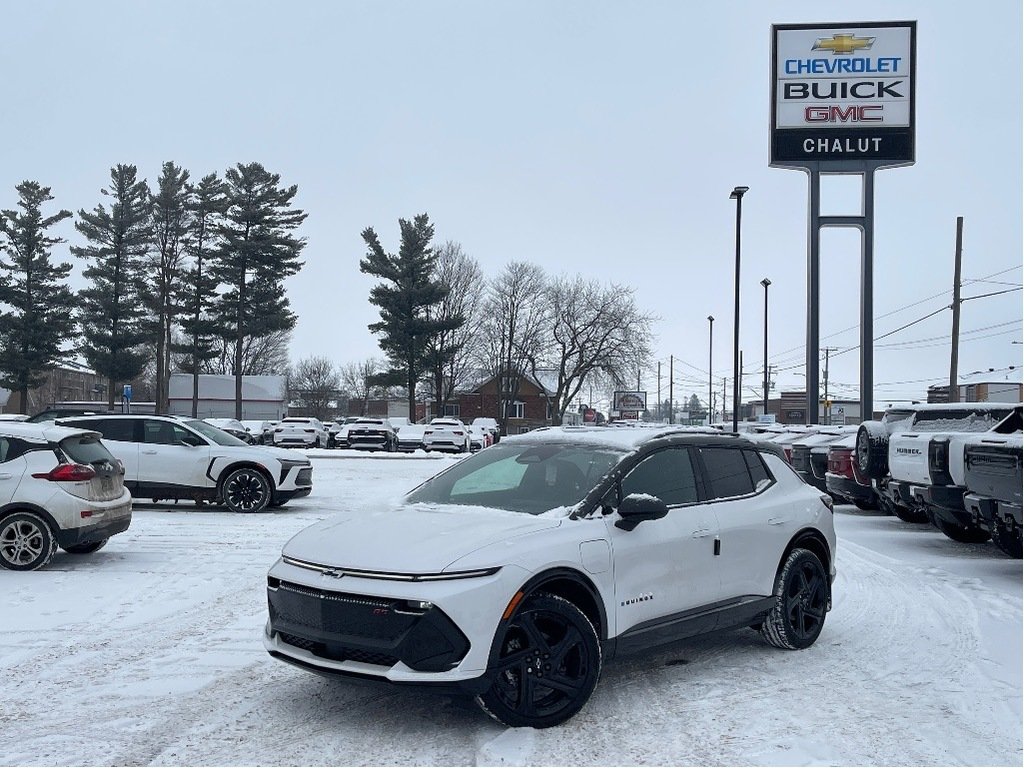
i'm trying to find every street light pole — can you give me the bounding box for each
[707,315,714,425]
[730,185,749,433]
[761,278,771,418]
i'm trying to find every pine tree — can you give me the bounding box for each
[211,162,306,419]
[0,181,74,412]
[148,161,191,414]
[173,173,227,417]
[360,214,460,421]
[72,165,153,409]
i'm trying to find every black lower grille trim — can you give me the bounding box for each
[279,632,399,667]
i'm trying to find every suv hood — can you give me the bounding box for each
[257,445,309,462]
[281,503,563,573]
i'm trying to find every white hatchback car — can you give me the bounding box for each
[422,418,472,453]
[274,417,328,449]
[60,415,313,513]
[0,422,132,570]
[265,426,836,728]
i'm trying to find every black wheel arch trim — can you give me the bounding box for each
[0,502,61,538]
[216,461,276,493]
[782,528,834,606]
[485,566,609,672]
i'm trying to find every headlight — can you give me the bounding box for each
[278,458,310,469]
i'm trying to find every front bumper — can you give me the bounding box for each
[264,557,528,685]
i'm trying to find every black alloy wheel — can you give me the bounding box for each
[761,548,829,650]
[477,593,601,729]
[0,512,56,571]
[991,518,1023,558]
[222,467,271,513]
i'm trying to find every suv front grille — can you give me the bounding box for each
[295,468,313,486]
[278,632,399,667]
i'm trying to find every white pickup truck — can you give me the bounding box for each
[963,424,1023,558]
[885,404,1018,542]
[856,403,1014,525]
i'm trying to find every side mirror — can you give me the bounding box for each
[180,435,205,447]
[614,493,669,531]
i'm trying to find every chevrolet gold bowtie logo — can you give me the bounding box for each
[812,34,875,55]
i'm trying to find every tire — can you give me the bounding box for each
[221,467,272,513]
[459,440,469,454]
[62,538,108,555]
[893,504,930,523]
[933,517,991,544]
[476,593,601,729]
[991,518,1022,558]
[855,423,889,480]
[0,511,57,571]
[761,548,829,650]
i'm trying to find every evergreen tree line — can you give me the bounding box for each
[0,162,306,417]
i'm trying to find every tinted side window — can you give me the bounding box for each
[97,418,137,443]
[744,450,771,490]
[0,437,7,463]
[621,447,699,506]
[143,420,191,446]
[700,447,755,499]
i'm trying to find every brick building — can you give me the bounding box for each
[455,371,555,434]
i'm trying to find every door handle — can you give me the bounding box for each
[0,472,12,480]
[767,517,788,525]
[691,528,712,538]
[142,449,158,455]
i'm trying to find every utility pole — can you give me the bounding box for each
[822,347,837,425]
[722,377,727,426]
[949,216,964,403]
[739,350,744,426]
[637,368,641,392]
[657,361,661,421]
[669,356,674,424]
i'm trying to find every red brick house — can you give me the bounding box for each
[455,371,555,434]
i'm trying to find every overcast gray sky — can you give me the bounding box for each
[2,0,1020,409]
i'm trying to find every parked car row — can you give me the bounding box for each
[309,416,501,453]
[744,404,1022,559]
[1,414,316,571]
[854,402,1021,556]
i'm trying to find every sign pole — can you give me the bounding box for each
[806,168,821,424]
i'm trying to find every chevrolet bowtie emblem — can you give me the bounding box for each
[322,568,345,579]
[813,34,875,55]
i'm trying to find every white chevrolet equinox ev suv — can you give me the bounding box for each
[60,415,312,513]
[265,426,836,727]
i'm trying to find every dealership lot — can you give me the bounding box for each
[1,454,1020,766]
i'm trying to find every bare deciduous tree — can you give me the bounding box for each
[477,262,549,433]
[289,356,339,420]
[540,276,654,424]
[339,357,384,417]
[423,241,483,416]
[205,328,291,376]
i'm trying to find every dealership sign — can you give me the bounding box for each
[771,21,916,167]
[613,391,647,412]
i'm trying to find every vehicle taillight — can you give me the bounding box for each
[784,447,793,463]
[928,438,954,486]
[424,430,433,435]
[453,431,464,436]
[32,463,96,482]
[820,494,834,513]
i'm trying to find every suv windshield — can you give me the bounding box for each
[185,419,249,446]
[406,442,624,515]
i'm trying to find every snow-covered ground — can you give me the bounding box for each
[1,454,1020,766]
